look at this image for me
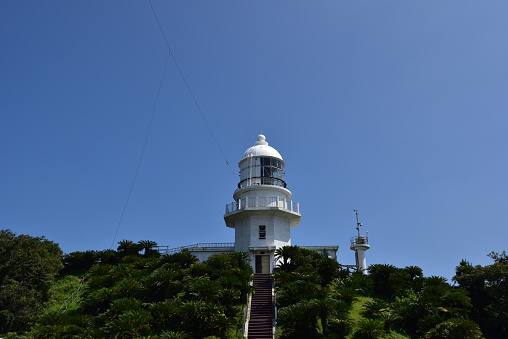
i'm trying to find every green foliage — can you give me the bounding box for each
[160,331,193,339]
[331,273,371,304]
[117,239,144,257]
[453,252,508,338]
[353,318,386,339]
[3,232,501,339]
[404,265,423,280]
[377,310,401,331]
[425,318,482,339]
[487,250,508,264]
[278,299,320,338]
[0,310,15,334]
[61,250,99,273]
[103,308,153,338]
[138,240,159,257]
[367,264,410,298]
[43,273,83,315]
[329,317,354,339]
[0,229,63,333]
[274,246,355,338]
[362,299,389,317]
[61,239,160,274]
[30,247,252,338]
[391,291,430,334]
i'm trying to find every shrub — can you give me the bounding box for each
[425,318,482,339]
[353,318,386,338]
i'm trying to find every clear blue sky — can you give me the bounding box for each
[1,1,507,281]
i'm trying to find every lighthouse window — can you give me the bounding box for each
[238,157,287,189]
[259,225,266,239]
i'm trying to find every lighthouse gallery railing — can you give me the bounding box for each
[225,196,300,215]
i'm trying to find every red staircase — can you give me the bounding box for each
[247,274,273,339]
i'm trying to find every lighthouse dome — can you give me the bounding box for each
[237,134,287,190]
[240,134,284,165]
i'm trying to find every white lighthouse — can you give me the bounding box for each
[224,134,301,274]
[157,134,338,269]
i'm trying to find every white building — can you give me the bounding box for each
[157,134,338,273]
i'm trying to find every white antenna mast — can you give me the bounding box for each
[350,209,370,274]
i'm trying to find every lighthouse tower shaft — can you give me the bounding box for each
[224,135,301,273]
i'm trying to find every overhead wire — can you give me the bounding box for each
[148,0,237,178]
[110,47,170,249]
[61,0,238,310]
[110,1,237,248]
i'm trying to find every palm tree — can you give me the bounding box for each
[206,253,233,278]
[103,309,153,338]
[149,298,181,332]
[117,239,142,257]
[160,331,192,339]
[391,291,435,334]
[368,264,402,298]
[404,265,423,280]
[362,299,389,317]
[354,318,386,338]
[178,300,229,338]
[425,318,482,339]
[317,256,341,286]
[377,310,401,330]
[329,317,354,339]
[138,240,158,257]
[108,297,142,320]
[188,276,221,303]
[439,288,472,316]
[80,287,114,314]
[275,246,300,271]
[314,297,349,337]
[278,300,319,338]
[162,249,198,268]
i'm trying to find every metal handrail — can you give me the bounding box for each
[350,236,368,246]
[243,276,254,338]
[155,243,235,255]
[237,177,287,189]
[273,276,277,339]
[225,197,300,215]
[59,274,87,312]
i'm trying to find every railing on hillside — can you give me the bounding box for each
[225,196,299,215]
[243,277,254,338]
[273,276,277,338]
[155,243,235,255]
[59,274,88,312]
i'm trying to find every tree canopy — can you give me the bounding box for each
[1,232,506,339]
[0,229,63,333]
[453,251,508,338]
[273,246,485,339]
[31,245,253,338]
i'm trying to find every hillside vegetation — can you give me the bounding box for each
[273,246,507,339]
[1,234,252,338]
[0,230,62,334]
[1,230,507,338]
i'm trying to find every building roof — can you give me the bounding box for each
[240,134,284,165]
